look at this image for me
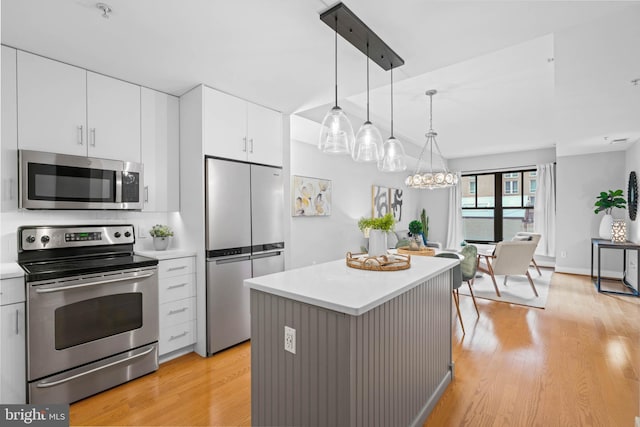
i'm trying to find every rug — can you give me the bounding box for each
[457,267,553,309]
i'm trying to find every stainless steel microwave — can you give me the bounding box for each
[19,150,144,210]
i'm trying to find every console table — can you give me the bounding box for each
[590,238,640,297]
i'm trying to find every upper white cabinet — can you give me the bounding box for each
[1,46,18,212]
[141,87,180,212]
[87,72,141,162]
[203,87,282,167]
[17,51,141,163]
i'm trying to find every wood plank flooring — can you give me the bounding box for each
[70,273,639,426]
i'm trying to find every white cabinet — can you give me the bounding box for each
[0,277,26,404]
[17,51,141,162]
[203,87,282,166]
[86,72,141,162]
[141,88,180,212]
[157,256,196,360]
[1,46,18,212]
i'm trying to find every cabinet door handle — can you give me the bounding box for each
[167,266,187,272]
[168,307,188,315]
[9,178,14,201]
[144,186,149,203]
[90,128,96,146]
[169,331,188,341]
[167,282,188,289]
[77,125,84,145]
[242,137,247,152]
[249,138,254,153]
[15,308,19,335]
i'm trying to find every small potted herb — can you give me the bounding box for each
[150,224,173,251]
[357,213,395,256]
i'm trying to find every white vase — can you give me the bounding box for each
[368,229,387,257]
[153,236,170,251]
[598,214,613,240]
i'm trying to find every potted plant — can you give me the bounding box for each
[357,213,395,256]
[408,220,424,250]
[594,189,626,239]
[150,224,173,251]
[420,209,429,245]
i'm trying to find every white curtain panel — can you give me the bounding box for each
[446,172,464,249]
[534,163,556,257]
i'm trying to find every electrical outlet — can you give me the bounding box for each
[284,326,296,354]
[560,251,567,258]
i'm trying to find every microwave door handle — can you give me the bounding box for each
[115,171,123,204]
[35,272,155,293]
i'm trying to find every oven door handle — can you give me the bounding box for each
[35,271,155,293]
[35,346,156,388]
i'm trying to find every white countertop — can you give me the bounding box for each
[1,262,25,279]
[244,255,458,316]
[135,250,197,260]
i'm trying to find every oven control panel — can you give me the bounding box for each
[19,225,136,251]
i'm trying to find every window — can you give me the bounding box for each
[529,171,537,177]
[462,169,535,242]
[505,180,519,194]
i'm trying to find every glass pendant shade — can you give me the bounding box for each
[352,121,383,162]
[379,136,407,172]
[319,106,355,155]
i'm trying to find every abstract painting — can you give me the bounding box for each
[390,187,403,221]
[292,175,332,217]
[372,185,390,218]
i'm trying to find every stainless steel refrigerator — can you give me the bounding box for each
[205,158,284,355]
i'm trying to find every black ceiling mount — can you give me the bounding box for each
[320,2,404,71]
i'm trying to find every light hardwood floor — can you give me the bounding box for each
[70,273,639,426]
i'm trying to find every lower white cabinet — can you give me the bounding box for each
[157,256,196,360]
[0,276,26,403]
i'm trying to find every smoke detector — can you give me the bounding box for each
[96,3,112,19]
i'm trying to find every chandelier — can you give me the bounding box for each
[405,90,458,189]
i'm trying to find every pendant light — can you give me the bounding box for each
[378,66,407,172]
[405,90,458,189]
[318,15,354,155]
[352,43,383,162]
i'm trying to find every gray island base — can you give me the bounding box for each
[244,256,458,427]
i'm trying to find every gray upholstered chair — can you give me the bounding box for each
[435,252,465,334]
[459,244,479,316]
[512,232,542,276]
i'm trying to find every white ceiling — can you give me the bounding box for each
[2,0,640,159]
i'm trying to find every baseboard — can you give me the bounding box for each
[554,266,623,279]
[159,346,195,364]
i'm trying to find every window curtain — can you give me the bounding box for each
[534,163,556,257]
[446,172,464,249]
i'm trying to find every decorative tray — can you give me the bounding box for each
[396,246,435,257]
[346,252,411,271]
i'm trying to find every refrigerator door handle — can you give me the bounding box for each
[210,255,251,265]
[251,251,282,259]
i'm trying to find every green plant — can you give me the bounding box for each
[149,224,174,238]
[408,220,423,235]
[357,213,396,232]
[594,189,626,215]
[420,209,429,239]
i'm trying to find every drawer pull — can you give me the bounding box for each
[169,331,188,341]
[167,282,188,290]
[167,266,188,272]
[168,307,188,315]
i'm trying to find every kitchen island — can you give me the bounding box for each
[244,255,458,427]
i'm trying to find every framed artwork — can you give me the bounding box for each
[372,185,390,218]
[390,187,403,221]
[292,175,332,217]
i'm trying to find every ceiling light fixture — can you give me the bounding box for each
[352,44,383,163]
[318,15,354,156]
[405,90,458,189]
[319,2,404,168]
[378,66,407,172]
[96,3,112,19]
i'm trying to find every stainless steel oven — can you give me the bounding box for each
[19,149,143,210]
[18,225,159,404]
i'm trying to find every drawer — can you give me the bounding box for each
[159,274,195,304]
[159,257,195,279]
[0,277,25,306]
[159,320,195,355]
[159,297,195,330]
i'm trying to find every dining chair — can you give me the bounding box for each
[512,232,542,276]
[489,240,539,297]
[459,244,479,316]
[435,252,465,334]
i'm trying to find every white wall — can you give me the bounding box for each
[448,148,556,174]
[624,141,639,289]
[555,151,626,276]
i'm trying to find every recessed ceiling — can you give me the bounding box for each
[2,0,639,159]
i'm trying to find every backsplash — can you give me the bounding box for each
[0,210,186,263]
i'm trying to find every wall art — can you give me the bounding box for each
[292,175,332,217]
